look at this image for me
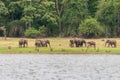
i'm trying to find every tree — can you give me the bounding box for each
[61,0,88,37]
[24,27,39,38]
[78,18,104,38]
[0,1,8,26]
[114,0,120,36]
[41,1,58,36]
[87,0,99,17]
[20,0,36,29]
[96,0,120,37]
[55,0,68,36]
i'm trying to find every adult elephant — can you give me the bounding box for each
[69,39,75,47]
[79,39,86,47]
[69,38,86,47]
[35,39,51,48]
[41,40,51,47]
[105,40,117,48]
[35,39,42,48]
[19,39,28,48]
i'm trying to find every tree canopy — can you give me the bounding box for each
[0,0,119,38]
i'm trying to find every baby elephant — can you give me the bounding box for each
[19,39,28,48]
[87,41,96,49]
[105,40,117,48]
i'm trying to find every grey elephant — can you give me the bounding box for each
[87,41,96,48]
[69,39,86,47]
[105,40,117,48]
[69,39,75,47]
[19,39,28,48]
[41,40,50,47]
[79,39,86,47]
[35,39,51,48]
[35,39,42,48]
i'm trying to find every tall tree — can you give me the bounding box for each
[96,0,115,37]
[87,0,99,17]
[55,0,68,36]
[62,0,88,36]
[0,1,8,26]
[96,0,120,37]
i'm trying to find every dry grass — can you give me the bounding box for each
[0,37,120,54]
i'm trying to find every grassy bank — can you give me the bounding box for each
[0,37,120,54]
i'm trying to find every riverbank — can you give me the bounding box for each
[0,37,120,54]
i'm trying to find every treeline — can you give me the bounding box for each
[0,0,120,38]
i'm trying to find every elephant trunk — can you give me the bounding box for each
[84,42,86,47]
[47,41,51,49]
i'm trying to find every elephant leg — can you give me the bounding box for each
[45,43,47,47]
[23,44,25,48]
[75,43,77,47]
[25,44,27,48]
[114,44,116,48]
[111,44,113,48]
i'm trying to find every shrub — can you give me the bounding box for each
[24,27,39,38]
[39,25,48,37]
[78,18,104,38]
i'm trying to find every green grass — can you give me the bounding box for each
[0,37,120,54]
[1,47,120,54]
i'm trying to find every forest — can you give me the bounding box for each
[0,0,120,38]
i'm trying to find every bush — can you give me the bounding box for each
[24,27,39,38]
[78,18,104,38]
[39,25,48,37]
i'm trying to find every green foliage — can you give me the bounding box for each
[1,0,120,38]
[62,0,88,37]
[39,25,48,37]
[79,18,104,38]
[24,27,39,38]
[96,0,120,37]
[96,1,115,26]
[0,1,8,15]
[88,0,99,17]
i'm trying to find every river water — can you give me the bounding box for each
[0,54,120,80]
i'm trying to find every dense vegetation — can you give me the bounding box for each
[0,0,120,38]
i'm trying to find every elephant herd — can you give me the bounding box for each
[69,38,96,48]
[69,38,117,48]
[18,38,117,48]
[18,39,51,48]
[35,39,51,48]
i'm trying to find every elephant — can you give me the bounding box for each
[35,39,42,47]
[79,39,86,47]
[69,39,74,47]
[105,40,117,48]
[41,40,50,47]
[19,39,28,48]
[35,39,51,48]
[87,41,96,48]
[69,38,86,47]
